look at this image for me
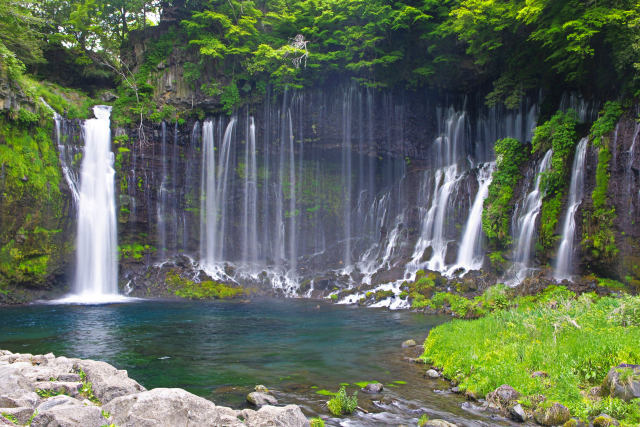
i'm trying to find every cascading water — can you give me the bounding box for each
[200,120,217,268]
[507,149,553,285]
[554,138,588,281]
[60,106,121,303]
[447,162,495,274]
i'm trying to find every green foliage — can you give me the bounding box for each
[483,138,528,249]
[418,414,429,427]
[77,368,101,404]
[327,386,358,416]
[591,102,624,143]
[310,417,325,427]
[582,103,624,264]
[531,111,578,251]
[166,271,246,300]
[421,290,640,423]
[1,412,18,424]
[36,388,66,398]
[220,82,240,115]
[119,244,155,260]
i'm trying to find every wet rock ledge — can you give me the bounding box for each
[0,350,309,427]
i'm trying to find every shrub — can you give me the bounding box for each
[327,386,358,416]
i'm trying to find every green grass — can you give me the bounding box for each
[421,288,640,424]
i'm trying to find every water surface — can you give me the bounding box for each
[0,298,509,426]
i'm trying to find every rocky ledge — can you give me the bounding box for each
[0,350,309,427]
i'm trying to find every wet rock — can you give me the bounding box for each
[254,384,269,393]
[533,402,571,426]
[509,403,527,422]
[423,419,458,427]
[361,382,384,394]
[602,364,640,401]
[240,405,309,427]
[31,395,106,427]
[486,384,521,411]
[103,388,243,427]
[73,359,146,403]
[464,390,479,401]
[593,414,620,427]
[402,339,417,348]
[425,369,441,379]
[247,391,278,406]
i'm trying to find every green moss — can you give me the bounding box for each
[582,135,618,263]
[165,272,246,300]
[483,138,528,249]
[530,111,579,252]
[119,244,155,260]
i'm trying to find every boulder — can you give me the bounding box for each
[486,384,521,411]
[73,359,146,403]
[103,388,243,427]
[593,414,620,427]
[31,395,106,427]
[361,383,384,394]
[402,339,417,348]
[533,402,571,426]
[254,384,269,393]
[602,364,640,401]
[425,369,441,379]
[0,365,39,409]
[241,405,310,427]
[247,391,278,406]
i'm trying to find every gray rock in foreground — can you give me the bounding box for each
[0,350,309,427]
[603,364,640,402]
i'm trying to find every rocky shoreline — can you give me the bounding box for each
[0,350,309,426]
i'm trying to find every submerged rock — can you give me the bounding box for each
[425,369,441,379]
[602,364,640,401]
[402,339,417,348]
[423,419,458,427]
[247,391,278,406]
[361,382,384,394]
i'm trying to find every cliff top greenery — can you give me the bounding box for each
[1,0,639,119]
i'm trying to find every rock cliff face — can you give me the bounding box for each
[47,83,640,301]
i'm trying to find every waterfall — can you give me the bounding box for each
[342,88,353,268]
[554,138,588,280]
[200,120,217,267]
[70,106,119,300]
[157,122,168,257]
[53,113,80,204]
[448,162,495,274]
[508,149,553,283]
[242,116,258,265]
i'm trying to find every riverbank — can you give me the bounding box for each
[0,349,309,426]
[420,286,640,426]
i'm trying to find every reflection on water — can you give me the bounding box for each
[0,298,512,426]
